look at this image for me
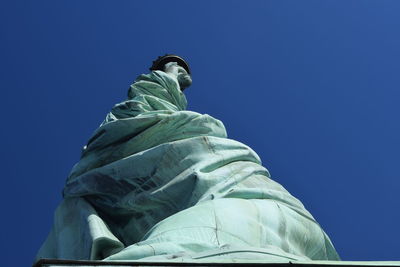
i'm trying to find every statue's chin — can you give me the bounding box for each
[178,74,192,90]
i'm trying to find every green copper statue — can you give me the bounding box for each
[36,55,340,263]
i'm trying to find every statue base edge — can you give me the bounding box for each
[34,259,400,267]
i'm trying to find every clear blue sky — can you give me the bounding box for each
[1,1,400,265]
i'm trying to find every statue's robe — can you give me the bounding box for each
[36,71,340,263]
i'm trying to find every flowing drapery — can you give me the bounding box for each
[36,71,339,262]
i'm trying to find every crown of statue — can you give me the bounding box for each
[150,54,191,75]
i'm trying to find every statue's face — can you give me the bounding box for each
[164,62,192,91]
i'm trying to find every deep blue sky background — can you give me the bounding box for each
[1,1,400,265]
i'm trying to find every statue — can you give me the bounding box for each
[36,55,340,263]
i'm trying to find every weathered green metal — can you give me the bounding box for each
[36,68,339,263]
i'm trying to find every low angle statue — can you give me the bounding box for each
[36,55,340,263]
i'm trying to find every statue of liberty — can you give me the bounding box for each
[36,55,340,263]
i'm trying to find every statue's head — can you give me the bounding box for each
[150,54,192,91]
